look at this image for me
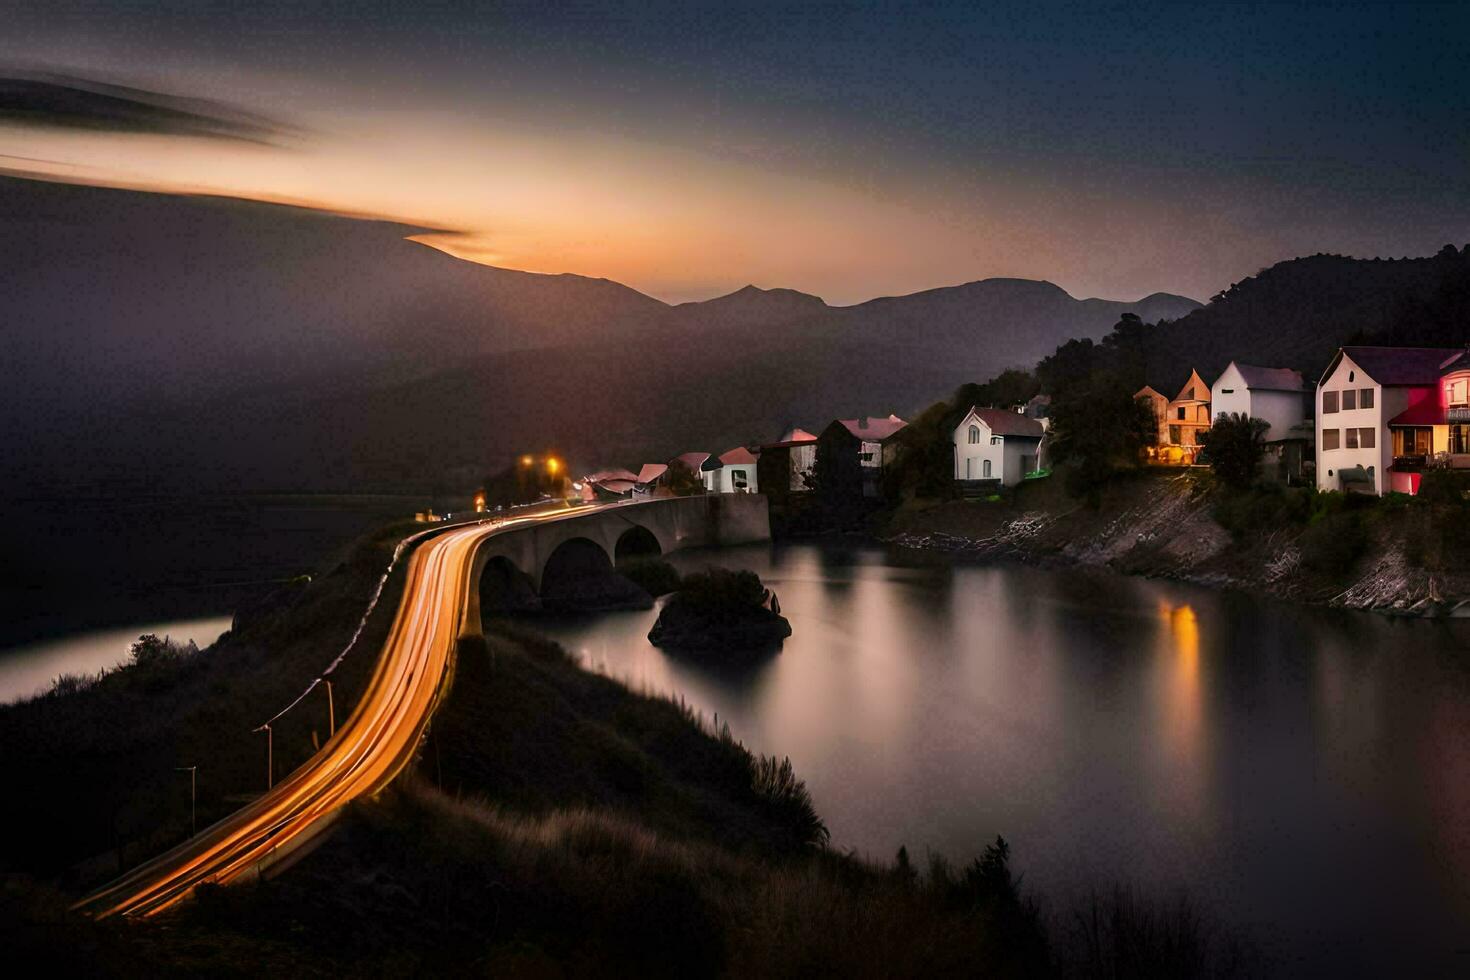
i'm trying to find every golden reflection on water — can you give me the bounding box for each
[1157,601,1207,823]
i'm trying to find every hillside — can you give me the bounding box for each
[2,174,1198,494]
[1145,247,1470,388]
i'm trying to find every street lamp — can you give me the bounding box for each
[261,724,273,790]
[323,678,336,738]
[175,765,197,836]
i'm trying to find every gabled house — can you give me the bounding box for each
[952,407,1045,487]
[1136,371,1211,464]
[1210,362,1311,481]
[756,427,819,501]
[1134,385,1170,449]
[1316,346,1470,495]
[703,447,759,493]
[835,414,907,496]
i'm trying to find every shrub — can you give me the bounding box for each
[750,754,829,849]
[1198,413,1268,490]
[675,567,768,613]
[1417,469,1470,506]
[1298,512,1367,575]
[1211,484,1311,539]
[128,633,198,669]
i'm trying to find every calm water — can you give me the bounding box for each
[0,615,234,703]
[536,542,1470,973]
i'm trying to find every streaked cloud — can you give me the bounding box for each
[0,73,294,144]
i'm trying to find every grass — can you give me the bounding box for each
[0,518,424,883]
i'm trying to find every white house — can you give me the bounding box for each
[1316,346,1470,495]
[703,447,759,493]
[1211,362,1308,440]
[1211,362,1312,480]
[953,407,1045,486]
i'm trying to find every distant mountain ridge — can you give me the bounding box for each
[21,173,1462,497]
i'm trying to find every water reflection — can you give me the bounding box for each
[532,543,1470,970]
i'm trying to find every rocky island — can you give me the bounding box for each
[647,567,792,655]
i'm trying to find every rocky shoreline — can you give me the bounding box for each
[882,473,1470,619]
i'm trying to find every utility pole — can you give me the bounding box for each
[175,766,197,836]
[262,724,273,789]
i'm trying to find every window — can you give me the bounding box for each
[1448,379,1468,406]
[1451,424,1470,454]
[1323,391,1339,413]
[1359,427,1375,449]
[1323,428,1340,450]
[982,460,992,478]
[1346,428,1358,449]
[1342,389,1357,411]
[732,469,748,490]
[1221,388,1235,394]
[1394,428,1432,456]
[1169,425,1182,445]
[1359,388,1374,410]
[1177,407,1187,420]
[991,436,1001,445]
[968,425,980,444]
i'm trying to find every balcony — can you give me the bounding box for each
[1392,454,1428,472]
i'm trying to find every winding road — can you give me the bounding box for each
[75,503,596,919]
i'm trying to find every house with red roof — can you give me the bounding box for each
[703,447,759,493]
[815,415,908,498]
[952,407,1046,486]
[756,427,819,498]
[1315,346,1470,495]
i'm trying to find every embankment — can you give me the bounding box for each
[886,470,1470,616]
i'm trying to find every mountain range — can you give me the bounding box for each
[7,173,1464,497]
[2,175,1200,494]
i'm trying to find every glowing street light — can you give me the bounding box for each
[520,455,534,467]
[545,457,561,475]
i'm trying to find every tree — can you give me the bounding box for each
[662,459,705,496]
[1046,379,1156,506]
[1198,412,1269,490]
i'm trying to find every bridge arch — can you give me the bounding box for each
[540,536,616,605]
[614,525,662,566]
[478,554,539,614]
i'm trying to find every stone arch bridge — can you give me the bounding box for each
[462,494,770,634]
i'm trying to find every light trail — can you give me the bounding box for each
[73,502,595,919]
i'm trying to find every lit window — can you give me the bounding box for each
[1323,391,1339,413]
[1359,388,1374,410]
[1343,389,1357,411]
[1323,428,1340,450]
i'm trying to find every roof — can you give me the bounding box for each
[670,452,710,471]
[718,447,757,465]
[1229,362,1305,392]
[586,468,640,483]
[962,407,1045,439]
[1334,346,1467,386]
[636,463,668,483]
[779,427,817,443]
[1171,369,1209,403]
[1388,398,1447,426]
[838,414,907,441]
[594,479,637,495]
[1134,385,1166,401]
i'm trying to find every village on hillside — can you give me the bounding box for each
[475,342,1469,514]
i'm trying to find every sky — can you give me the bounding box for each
[0,0,1466,305]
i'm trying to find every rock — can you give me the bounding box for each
[647,568,792,657]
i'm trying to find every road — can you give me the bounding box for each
[74,501,596,919]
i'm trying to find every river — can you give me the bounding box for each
[534,541,1470,974]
